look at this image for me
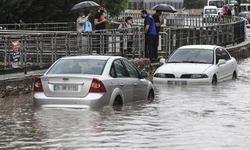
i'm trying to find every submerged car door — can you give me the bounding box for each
[215,48,228,81]
[111,59,134,103]
[122,59,148,101]
[220,48,236,77]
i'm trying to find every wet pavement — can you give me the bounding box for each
[1,58,250,149]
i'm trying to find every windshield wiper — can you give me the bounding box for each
[182,61,201,63]
[167,61,182,63]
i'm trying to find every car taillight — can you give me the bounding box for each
[246,25,250,29]
[33,77,43,92]
[89,78,106,93]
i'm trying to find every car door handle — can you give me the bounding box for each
[134,83,138,86]
[120,83,124,86]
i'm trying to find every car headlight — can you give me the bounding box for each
[190,74,208,78]
[154,73,166,78]
[154,73,175,78]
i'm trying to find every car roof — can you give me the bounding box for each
[60,55,123,60]
[178,45,218,49]
[204,6,218,9]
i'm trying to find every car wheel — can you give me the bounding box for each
[147,90,154,101]
[113,96,123,106]
[212,75,217,84]
[232,71,237,79]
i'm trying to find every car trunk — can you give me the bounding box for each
[40,75,94,97]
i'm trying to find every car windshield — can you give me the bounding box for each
[46,59,107,75]
[209,1,223,8]
[205,9,217,14]
[167,48,214,64]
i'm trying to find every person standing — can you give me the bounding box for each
[152,10,164,61]
[94,4,106,30]
[118,16,133,55]
[76,11,91,54]
[141,10,157,62]
[94,4,106,54]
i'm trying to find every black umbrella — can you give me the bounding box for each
[70,1,100,12]
[151,4,177,13]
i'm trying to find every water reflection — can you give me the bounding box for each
[1,59,250,149]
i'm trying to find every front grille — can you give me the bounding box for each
[181,74,191,78]
[165,74,175,78]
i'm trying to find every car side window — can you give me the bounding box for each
[220,49,231,60]
[216,48,230,64]
[110,64,116,78]
[122,59,140,78]
[215,49,222,64]
[112,59,129,78]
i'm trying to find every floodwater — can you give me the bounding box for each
[1,58,250,150]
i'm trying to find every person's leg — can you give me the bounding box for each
[148,35,154,61]
[145,35,150,58]
[82,36,87,54]
[154,35,159,60]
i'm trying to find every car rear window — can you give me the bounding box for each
[47,59,106,75]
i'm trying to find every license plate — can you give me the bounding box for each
[53,85,78,91]
[168,81,187,85]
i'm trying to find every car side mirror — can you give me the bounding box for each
[217,59,226,65]
[160,58,166,64]
[140,71,148,78]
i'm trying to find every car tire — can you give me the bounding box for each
[212,75,217,84]
[147,90,154,101]
[113,95,123,106]
[232,71,237,79]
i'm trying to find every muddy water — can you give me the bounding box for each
[1,59,250,150]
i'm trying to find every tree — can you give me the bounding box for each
[0,0,128,24]
[184,0,207,9]
[0,0,33,23]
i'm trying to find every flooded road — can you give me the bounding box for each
[1,58,250,150]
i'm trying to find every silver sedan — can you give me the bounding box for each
[33,55,154,108]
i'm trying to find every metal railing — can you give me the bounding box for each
[0,14,246,69]
[0,22,75,31]
[0,27,146,68]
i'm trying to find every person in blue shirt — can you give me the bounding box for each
[141,10,157,62]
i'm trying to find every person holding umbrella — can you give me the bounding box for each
[76,10,91,33]
[76,10,91,54]
[152,10,164,61]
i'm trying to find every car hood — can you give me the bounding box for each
[156,63,213,74]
